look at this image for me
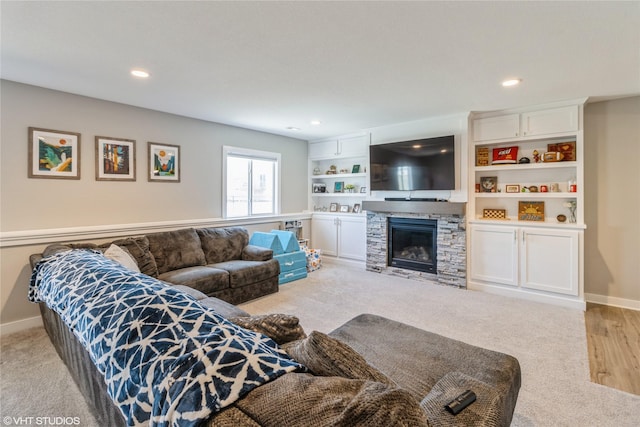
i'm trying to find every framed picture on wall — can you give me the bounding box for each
[95,136,136,181]
[148,142,180,182]
[28,127,81,179]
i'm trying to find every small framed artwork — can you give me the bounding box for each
[28,127,81,179]
[352,164,360,173]
[334,181,344,193]
[95,136,136,181]
[505,184,520,193]
[480,176,497,193]
[518,201,545,221]
[148,142,180,182]
[329,202,338,212]
[312,183,326,193]
[360,186,367,193]
[353,203,361,214]
[483,209,507,219]
[340,205,350,213]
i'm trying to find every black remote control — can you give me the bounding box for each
[444,390,476,415]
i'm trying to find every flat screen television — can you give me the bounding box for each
[369,135,455,191]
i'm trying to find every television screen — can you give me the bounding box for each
[369,135,455,191]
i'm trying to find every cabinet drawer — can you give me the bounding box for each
[279,267,308,284]
[274,251,307,272]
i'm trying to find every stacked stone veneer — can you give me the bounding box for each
[366,211,467,288]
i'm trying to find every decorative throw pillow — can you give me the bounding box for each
[104,244,140,272]
[109,236,159,277]
[283,331,396,386]
[230,314,307,345]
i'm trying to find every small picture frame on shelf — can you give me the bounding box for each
[340,205,350,213]
[334,181,344,193]
[312,183,326,193]
[329,202,338,212]
[518,201,545,222]
[352,164,360,173]
[360,186,367,193]
[480,176,497,193]
[505,184,520,193]
[353,203,361,214]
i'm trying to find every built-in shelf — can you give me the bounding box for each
[312,173,367,179]
[312,193,365,197]
[475,192,576,198]
[474,162,576,172]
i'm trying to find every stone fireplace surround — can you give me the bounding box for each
[362,201,466,288]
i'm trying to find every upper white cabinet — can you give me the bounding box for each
[309,134,368,160]
[473,105,579,142]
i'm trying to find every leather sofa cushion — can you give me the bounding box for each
[158,266,229,294]
[172,284,250,319]
[211,259,280,289]
[197,227,249,264]
[147,228,206,274]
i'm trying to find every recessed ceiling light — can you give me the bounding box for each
[131,69,150,78]
[310,120,322,126]
[286,126,301,131]
[502,78,521,87]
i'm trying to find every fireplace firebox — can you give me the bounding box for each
[388,217,437,274]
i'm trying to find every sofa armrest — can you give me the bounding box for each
[242,245,273,261]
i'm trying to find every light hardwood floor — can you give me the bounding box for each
[585,303,640,395]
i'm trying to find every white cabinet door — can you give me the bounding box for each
[338,134,368,158]
[311,215,338,256]
[521,106,578,137]
[338,215,366,261]
[520,229,579,295]
[472,114,520,142]
[309,139,338,159]
[470,225,518,286]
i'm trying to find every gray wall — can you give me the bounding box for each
[0,80,309,326]
[584,96,640,304]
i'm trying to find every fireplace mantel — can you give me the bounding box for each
[362,200,465,216]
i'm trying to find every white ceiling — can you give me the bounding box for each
[2,1,639,141]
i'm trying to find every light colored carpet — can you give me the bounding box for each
[1,260,638,426]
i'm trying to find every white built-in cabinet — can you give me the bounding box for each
[311,213,366,261]
[468,100,586,309]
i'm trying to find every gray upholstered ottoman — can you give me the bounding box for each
[329,314,521,426]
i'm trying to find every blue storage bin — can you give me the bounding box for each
[279,267,308,284]
[270,230,300,253]
[275,251,307,273]
[249,232,284,255]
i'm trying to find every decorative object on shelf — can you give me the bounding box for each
[563,201,577,223]
[518,201,545,221]
[340,168,349,174]
[483,209,507,219]
[532,150,541,163]
[148,142,180,182]
[340,205,350,213]
[29,127,81,179]
[475,183,481,193]
[518,157,530,164]
[480,176,497,193]
[505,184,520,193]
[334,181,344,193]
[360,186,367,193]
[352,164,360,173]
[550,183,560,192]
[476,147,489,166]
[313,167,321,175]
[540,185,548,193]
[353,203,361,214]
[543,151,564,162]
[567,178,577,193]
[492,146,518,164]
[329,202,338,212]
[548,141,576,161]
[344,184,356,193]
[556,214,567,223]
[528,185,539,192]
[312,183,326,193]
[326,165,337,174]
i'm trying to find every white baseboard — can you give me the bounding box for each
[0,316,43,336]
[468,281,586,310]
[585,293,640,311]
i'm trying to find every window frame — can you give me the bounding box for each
[222,145,281,218]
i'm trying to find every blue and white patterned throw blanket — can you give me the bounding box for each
[29,250,304,426]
